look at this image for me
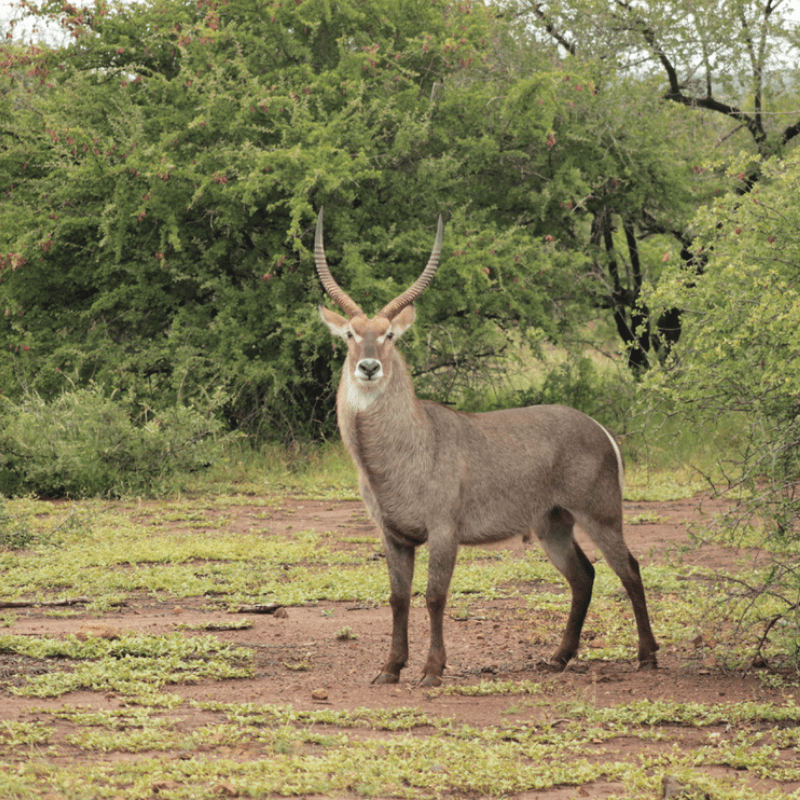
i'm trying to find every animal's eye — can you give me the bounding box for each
[385,332,394,341]
[346,330,354,340]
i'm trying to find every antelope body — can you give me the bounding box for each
[315,209,658,686]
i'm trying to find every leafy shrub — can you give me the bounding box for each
[644,156,800,666]
[465,354,636,433]
[0,0,572,443]
[538,357,617,422]
[0,387,232,498]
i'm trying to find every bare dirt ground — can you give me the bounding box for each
[2,495,799,798]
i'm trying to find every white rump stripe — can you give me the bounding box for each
[593,419,625,498]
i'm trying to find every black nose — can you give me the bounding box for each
[359,359,381,378]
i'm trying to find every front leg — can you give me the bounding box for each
[372,536,416,684]
[419,532,458,687]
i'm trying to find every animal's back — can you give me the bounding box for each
[418,402,623,545]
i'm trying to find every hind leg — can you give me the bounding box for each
[618,550,659,668]
[535,507,595,667]
[576,513,659,669]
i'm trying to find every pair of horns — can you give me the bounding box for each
[314,208,444,320]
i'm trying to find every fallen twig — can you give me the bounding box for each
[0,596,126,609]
[229,603,285,615]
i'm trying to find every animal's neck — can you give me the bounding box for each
[337,352,425,479]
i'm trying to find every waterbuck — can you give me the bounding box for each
[315,209,658,686]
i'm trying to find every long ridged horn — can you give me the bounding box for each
[378,215,444,320]
[314,208,363,319]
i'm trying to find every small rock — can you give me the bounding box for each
[662,775,710,799]
[311,688,328,701]
[274,607,289,619]
[76,623,121,641]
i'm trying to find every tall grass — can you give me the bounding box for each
[195,439,358,498]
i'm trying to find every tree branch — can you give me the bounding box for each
[530,2,576,56]
[613,0,766,147]
[783,120,800,145]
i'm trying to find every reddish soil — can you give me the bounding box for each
[2,495,799,798]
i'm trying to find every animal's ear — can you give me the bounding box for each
[390,304,416,340]
[319,305,350,340]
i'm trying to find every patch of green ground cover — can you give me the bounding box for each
[0,501,368,603]
[0,496,775,672]
[624,464,708,502]
[194,701,437,731]
[34,705,182,753]
[0,632,253,698]
[156,508,230,527]
[270,560,390,605]
[449,549,555,599]
[626,510,670,525]
[177,618,254,632]
[0,498,580,609]
[0,702,636,795]
[5,697,800,799]
[3,488,799,797]
[442,681,800,738]
[40,704,441,754]
[0,721,54,747]
[0,752,618,800]
[562,696,800,730]
[37,704,172,729]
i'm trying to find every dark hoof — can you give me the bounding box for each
[537,657,569,673]
[371,672,400,685]
[637,658,658,671]
[417,674,442,688]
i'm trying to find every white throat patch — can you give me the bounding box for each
[341,370,382,414]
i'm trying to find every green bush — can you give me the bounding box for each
[644,156,800,666]
[462,354,635,433]
[0,387,232,498]
[0,0,566,442]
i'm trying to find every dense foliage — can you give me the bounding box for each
[0,0,595,440]
[0,385,231,496]
[1,0,748,440]
[0,0,798,439]
[645,155,800,654]
[511,0,800,365]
